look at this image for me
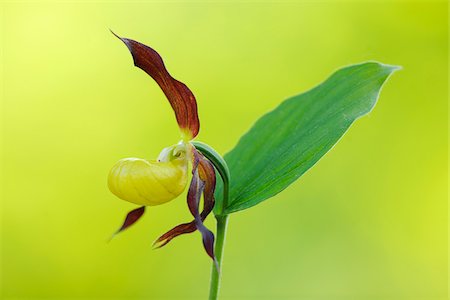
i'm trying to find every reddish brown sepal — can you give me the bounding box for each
[111,206,145,239]
[112,31,200,139]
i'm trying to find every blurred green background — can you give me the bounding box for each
[1,1,447,299]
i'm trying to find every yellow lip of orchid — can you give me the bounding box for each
[108,143,188,206]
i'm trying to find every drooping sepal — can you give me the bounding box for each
[112,32,200,140]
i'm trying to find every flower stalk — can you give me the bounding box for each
[209,214,229,300]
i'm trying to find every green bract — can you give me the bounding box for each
[214,62,399,215]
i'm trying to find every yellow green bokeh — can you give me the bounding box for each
[1,1,447,299]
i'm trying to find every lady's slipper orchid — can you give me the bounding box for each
[108,33,223,266]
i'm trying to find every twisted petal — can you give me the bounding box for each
[112,206,146,238]
[152,221,197,249]
[196,148,217,214]
[153,146,217,267]
[108,157,188,206]
[113,32,200,140]
[188,167,218,268]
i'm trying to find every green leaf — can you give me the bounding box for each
[215,62,399,215]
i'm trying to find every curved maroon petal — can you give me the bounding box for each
[152,206,212,249]
[113,32,200,139]
[196,149,217,215]
[188,167,218,269]
[153,221,197,249]
[110,206,145,240]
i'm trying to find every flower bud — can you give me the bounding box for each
[108,148,188,206]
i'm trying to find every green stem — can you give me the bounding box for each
[208,214,229,300]
[208,181,229,300]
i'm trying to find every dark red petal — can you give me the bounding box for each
[197,150,217,215]
[152,205,215,248]
[187,166,202,217]
[152,205,216,248]
[188,167,218,269]
[196,220,218,271]
[153,221,197,249]
[111,206,145,239]
[112,32,200,139]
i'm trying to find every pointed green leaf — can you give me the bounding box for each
[215,62,399,215]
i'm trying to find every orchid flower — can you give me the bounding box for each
[107,32,398,299]
[108,33,227,267]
